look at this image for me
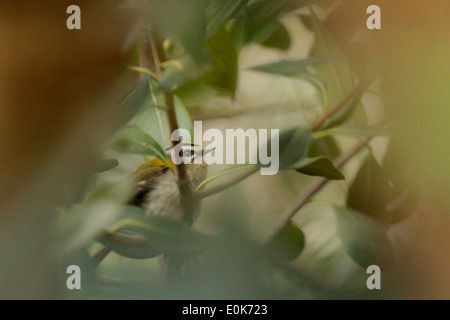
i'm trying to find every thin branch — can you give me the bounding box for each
[310,77,372,132]
[93,246,112,267]
[264,136,372,244]
[194,166,259,200]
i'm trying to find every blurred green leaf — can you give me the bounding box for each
[269,222,305,261]
[333,205,394,269]
[109,215,212,255]
[261,21,291,50]
[278,127,312,170]
[308,136,340,160]
[136,95,193,148]
[113,128,171,167]
[160,56,211,92]
[113,75,150,129]
[247,0,289,43]
[147,0,207,63]
[99,231,161,260]
[250,57,328,76]
[347,153,392,224]
[321,78,373,130]
[205,0,249,38]
[257,127,311,170]
[308,5,354,108]
[93,159,119,173]
[56,202,129,256]
[204,26,239,94]
[295,156,344,180]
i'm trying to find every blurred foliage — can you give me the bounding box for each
[1,0,448,300]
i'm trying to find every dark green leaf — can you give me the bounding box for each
[334,205,394,269]
[295,156,344,180]
[109,215,212,255]
[98,231,161,260]
[261,21,291,50]
[258,127,311,170]
[308,136,340,160]
[205,0,249,38]
[250,57,328,77]
[278,127,312,169]
[269,222,305,261]
[247,0,289,43]
[204,26,239,94]
[347,153,392,224]
[112,128,171,167]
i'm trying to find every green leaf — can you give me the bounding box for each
[257,127,311,170]
[205,0,249,38]
[333,205,394,269]
[277,127,312,170]
[295,156,344,180]
[93,159,119,173]
[308,136,340,160]
[108,215,212,255]
[347,153,392,224]
[204,26,239,94]
[261,21,291,50]
[113,75,150,129]
[159,56,211,92]
[98,231,161,260]
[112,128,172,167]
[308,5,355,109]
[56,202,130,255]
[321,78,373,130]
[147,0,207,63]
[247,0,289,43]
[269,222,305,261]
[136,95,193,148]
[195,164,253,192]
[250,57,328,77]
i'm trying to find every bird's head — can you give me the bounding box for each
[165,143,215,165]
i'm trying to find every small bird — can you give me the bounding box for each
[129,143,213,221]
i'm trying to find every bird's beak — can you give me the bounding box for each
[202,147,216,155]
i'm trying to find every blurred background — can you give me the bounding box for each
[0,0,448,299]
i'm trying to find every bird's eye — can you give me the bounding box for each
[184,150,193,157]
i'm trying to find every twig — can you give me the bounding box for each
[194,166,259,200]
[93,246,112,267]
[310,77,371,132]
[264,136,372,244]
